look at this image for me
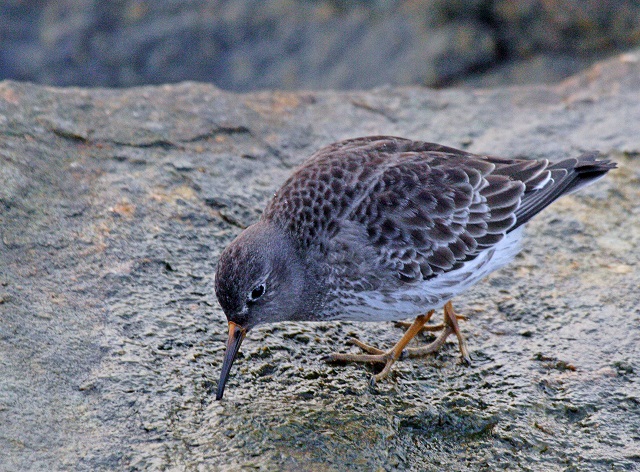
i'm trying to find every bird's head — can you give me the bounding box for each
[213,220,309,399]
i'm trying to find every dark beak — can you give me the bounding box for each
[216,321,247,400]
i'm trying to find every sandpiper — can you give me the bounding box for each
[213,136,615,400]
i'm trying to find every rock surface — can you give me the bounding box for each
[2,0,640,90]
[1,52,640,470]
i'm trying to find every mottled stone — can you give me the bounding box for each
[1,51,640,470]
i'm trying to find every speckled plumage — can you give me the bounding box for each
[214,136,615,399]
[257,136,611,317]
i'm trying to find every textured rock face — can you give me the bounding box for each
[3,0,640,90]
[1,53,639,470]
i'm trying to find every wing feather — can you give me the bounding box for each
[346,151,521,282]
[263,136,615,287]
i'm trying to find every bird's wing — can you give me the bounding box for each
[262,136,485,250]
[344,151,545,282]
[263,136,614,283]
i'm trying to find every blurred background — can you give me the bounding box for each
[2,0,640,91]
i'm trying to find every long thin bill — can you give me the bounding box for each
[216,321,247,400]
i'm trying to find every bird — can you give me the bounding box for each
[213,136,616,400]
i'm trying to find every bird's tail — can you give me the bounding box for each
[549,152,617,195]
[513,152,616,229]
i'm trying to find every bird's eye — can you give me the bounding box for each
[248,284,266,302]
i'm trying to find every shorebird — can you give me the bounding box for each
[213,136,615,399]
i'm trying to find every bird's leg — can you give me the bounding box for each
[403,301,471,364]
[444,301,471,363]
[394,309,467,332]
[324,310,435,383]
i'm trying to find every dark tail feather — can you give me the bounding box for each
[512,152,616,230]
[552,152,617,195]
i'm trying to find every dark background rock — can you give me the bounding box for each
[2,0,640,91]
[1,52,639,470]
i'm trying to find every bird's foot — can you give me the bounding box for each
[323,310,435,384]
[394,302,470,363]
[402,324,454,358]
[324,338,400,383]
[323,303,471,384]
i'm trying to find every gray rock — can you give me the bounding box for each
[3,0,640,90]
[1,51,640,470]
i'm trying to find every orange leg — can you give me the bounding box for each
[325,310,434,384]
[325,301,470,383]
[403,301,470,364]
